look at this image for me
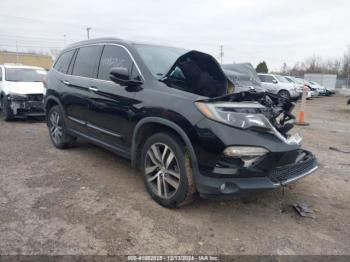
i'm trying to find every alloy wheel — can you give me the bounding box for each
[49,111,63,145]
[144,143,181,199]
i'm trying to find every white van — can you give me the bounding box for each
[0,64,47,120]
[257,73,303,100]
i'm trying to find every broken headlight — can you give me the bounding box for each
[7,92,28,101]
[195,101,272,130]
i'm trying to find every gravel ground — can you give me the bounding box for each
[0,95,349,255]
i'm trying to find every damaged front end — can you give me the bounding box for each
[6,93,45,117]
[193,91,318,196]
[196,90,301,143]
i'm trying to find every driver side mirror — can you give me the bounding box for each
[109,67,143,87]
[272,79,278,84]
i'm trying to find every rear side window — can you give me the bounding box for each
[72,46,102,78]
[54,50,74,73]
[259,75,275,83]
[98,45,137,81]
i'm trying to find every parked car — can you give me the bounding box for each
[0,64,47,120]
[284,76,314,98]
[45,38,318,208]
[222,63,265,93]
[257,73,302,100]
[307,81,327,96]
[307,80,335,96]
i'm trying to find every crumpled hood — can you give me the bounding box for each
[163,50,228,97]
[2,81,45,95]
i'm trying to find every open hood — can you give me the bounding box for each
[222,63,265,93]
[162,50,228,97]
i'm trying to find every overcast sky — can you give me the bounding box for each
[0,0,349,70]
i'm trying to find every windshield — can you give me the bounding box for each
[5,68,47,82]
[284,77,294,83]
[290,77,304,84]
[275,75,289,83]
[134,44,188,78]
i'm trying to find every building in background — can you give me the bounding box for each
[304,74,337,90]
[0,51,53,70]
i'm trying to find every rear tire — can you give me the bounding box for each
[141,132,196,208]
[47,105,76,149]
[1,96,14,121]
[278,90,291,100]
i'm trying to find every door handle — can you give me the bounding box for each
[62,80,71,86]
[88,86,99,92]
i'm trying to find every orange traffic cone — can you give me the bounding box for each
[295,85,310,126]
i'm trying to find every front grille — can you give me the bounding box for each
[269,152,317,182]
[27,94,43,102]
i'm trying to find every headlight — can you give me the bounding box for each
[7,92,28,101]
[195,101,272,130]
[223,146,268,167]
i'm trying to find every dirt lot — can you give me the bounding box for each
[0,95,349,255]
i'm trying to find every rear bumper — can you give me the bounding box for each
[195,150,318,199]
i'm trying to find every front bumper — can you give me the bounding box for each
[9,99,45,117]
[195,149,318,199]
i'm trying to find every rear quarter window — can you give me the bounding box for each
[53,50,75,74]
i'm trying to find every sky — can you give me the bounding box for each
[0,0,349,71]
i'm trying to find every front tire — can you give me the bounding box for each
[1,96,14,121]
[278,90,291,100]
[141,132,195,208]
[47,105,75,149]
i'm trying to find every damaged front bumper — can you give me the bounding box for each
[196,149,318,199]
[8,94,45,117]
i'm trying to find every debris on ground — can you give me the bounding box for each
[293,203,316,218]
[329,146,350,154]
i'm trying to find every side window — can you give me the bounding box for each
[260,75,275,83]
[258,75,266,82]
[0,67,2,81]
[72,46,102,78]
[265,75,275,83]
[53,50,75,74]
[98,45,139,81]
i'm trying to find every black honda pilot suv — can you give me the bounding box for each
[45,38,318,208]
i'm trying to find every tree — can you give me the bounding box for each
[280,62,288,75]
[256,61,268,73]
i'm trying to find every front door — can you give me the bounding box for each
[86,45,142,150]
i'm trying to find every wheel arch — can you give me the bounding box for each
[131,117,199,175]
[45,95,65,115]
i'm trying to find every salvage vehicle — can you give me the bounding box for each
[0,64,47,120]
[284,76,313,98]
[222,63,265,93]
[45,38,318,208]
[257,73,302,100]
[307,81,327,96]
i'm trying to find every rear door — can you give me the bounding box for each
[63,45,103,133]
[86,44,142,150]
[258,75,279,93]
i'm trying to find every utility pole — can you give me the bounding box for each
[63,34,67,46]
[86,27,91,40]
[219,45,224,64]
[15,41,19,63]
